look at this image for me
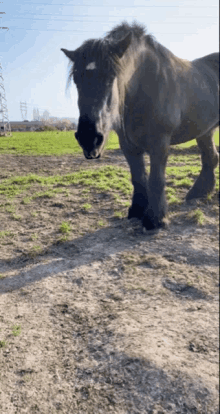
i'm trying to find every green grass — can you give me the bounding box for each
[30,233,38,241]
[0,230,12,238]
[166,165,201,176]
[82,203,92,211]
[0,130,119,155]
[12,324,21,337]
[21,196,32,205]
[187,209,205,225]
[166,187,181,204]
[114,211,124,218]
[0,162,218,210]
[177,128,219,148]
[0,130,219,217]
[59,221,71,234]
[0,129,218,155]
[0,166,132,199]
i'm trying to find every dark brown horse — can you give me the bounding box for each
[61,22,219,230]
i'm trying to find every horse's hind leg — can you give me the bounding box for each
[186,129,219,200]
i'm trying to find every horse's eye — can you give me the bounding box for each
[73,69,83,84]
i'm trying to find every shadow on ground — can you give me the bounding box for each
[0,219,218,296]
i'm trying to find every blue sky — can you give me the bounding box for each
[1,0,219,121]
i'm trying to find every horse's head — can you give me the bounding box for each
[61,33,131,159]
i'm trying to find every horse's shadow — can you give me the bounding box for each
[0,221,144,294]
[0,218,217,297]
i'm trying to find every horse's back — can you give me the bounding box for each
[170,53,219,145]
[192,52,219,84]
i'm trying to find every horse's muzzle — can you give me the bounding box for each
[75,126,104,159]
[83,149,101,159]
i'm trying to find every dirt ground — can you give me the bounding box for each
[0,150,219,414]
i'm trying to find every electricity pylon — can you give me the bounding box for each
[0,63,11,136]
[20,101,28,120]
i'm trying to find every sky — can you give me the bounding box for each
[0,0,219,121]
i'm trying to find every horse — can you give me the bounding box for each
[61,21,219,230]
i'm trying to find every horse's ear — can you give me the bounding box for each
[111,32,132,58]
[61,48,76,62]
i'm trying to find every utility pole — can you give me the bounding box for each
[0,5,11,136]
[20,101,28,121]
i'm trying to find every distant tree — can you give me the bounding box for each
[39,115,75,130]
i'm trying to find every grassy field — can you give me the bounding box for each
[0,128,219,202]
[0,128,219,252]
[0,129,219,155]
[0,127,219,202]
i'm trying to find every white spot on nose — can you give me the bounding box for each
[86,62,96,70]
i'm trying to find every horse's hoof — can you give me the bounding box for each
[128,205,144,220]
[142,215,166,231]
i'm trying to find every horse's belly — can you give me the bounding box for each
[171,109,219,145]
[171,81,219,145]
[171,121,201,144]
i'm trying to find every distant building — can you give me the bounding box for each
[8,121,43,131]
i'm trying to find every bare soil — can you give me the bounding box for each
[0,150,219,414]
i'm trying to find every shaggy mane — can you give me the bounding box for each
[66,21,191,91]
[106,21,146,41]
[105,21,190,71]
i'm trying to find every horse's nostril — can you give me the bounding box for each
[93,135,103,147]
[96,134,103,146]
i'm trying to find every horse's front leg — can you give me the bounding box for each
[123,150,149,220]
[142,136,170,230]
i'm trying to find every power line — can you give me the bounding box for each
[11,27,109,32]
[7,17,201,24]
[10,27,199,34]
[0,9,8,30]
[4,12,218,18]
[8,17,142,23]
[4,13,137,18]
[11,2,219,6]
